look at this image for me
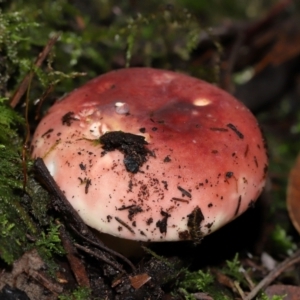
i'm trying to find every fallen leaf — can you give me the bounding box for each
[193,292,214,300]
[265,284,300,300]
[287,154,300,234]
[129,273,151,289]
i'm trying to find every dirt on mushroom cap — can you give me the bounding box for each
[31,68,268,242]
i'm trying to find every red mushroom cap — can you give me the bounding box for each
[31,68,268,242]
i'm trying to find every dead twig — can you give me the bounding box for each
[21,71,34,190]
[220,33,244,93]
[233,280,246,300]
[70,224,136,272]
[244,249,300,300]
[58,223,90,288]
[9,33,60,108]
[245,0,293,39]
[74,243,125,272]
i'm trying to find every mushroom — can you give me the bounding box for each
[31,68,268,249]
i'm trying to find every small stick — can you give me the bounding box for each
[233,280,245,300]
[74,243,124,273]
[10,33,60,108]
[220,33,244,93]
[58,223,90,287]
[70,224,136,272]
[244,249,300,300]
[243,270,255,290]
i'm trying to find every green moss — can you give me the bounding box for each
[0,98,30,263]
[0,6,83,265]
[176,254,250,299]
[222,253,245,284]
[259,292,286,300]
[58,287,91,300]
[177,268,231,300]
[271,225,297,255]
[179,269,214,292]
[0,98,23,143]
[121,8,201,69]
[0,10,39,93]
[26,176,51,227]
[35,224,65,258]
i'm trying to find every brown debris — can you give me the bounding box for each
[129,273,151,290]
[254,18,300,73]
[58,224,90,288]
[187,206,205,243]
[214,270,237,292]
[100,131,150,173]
[0,249,63,300]
[244,249,300,300]
[191,292,214,300]
[265,284,300,300]
[287,153,300,234]
[62,112,78,126]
